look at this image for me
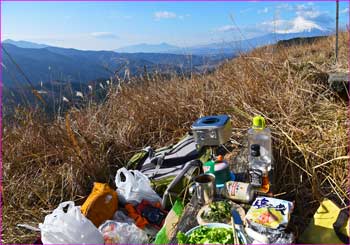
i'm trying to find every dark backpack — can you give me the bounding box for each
[127,134,210,209]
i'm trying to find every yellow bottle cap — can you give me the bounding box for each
[252,115,266,130]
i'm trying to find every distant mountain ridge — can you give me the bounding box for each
[2,43,223,87]
[2,29,330,87]
[3,39,49,49]
[115,42,179,53]
[4,28,330,56]
[115,29,331,55]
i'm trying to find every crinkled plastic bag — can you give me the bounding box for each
[115,167,162,204]
[112,210,135,224]
[99,220,149,244]
[39,201,104,244]
[245,197,294,230]
[246,225,295,244]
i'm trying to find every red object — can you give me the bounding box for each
[136,200,168,229]
[125,203,149,229]
[216,155,223,162]
[125,200,168,230]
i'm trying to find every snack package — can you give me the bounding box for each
[98,220,149,244]
[153,200,184,244]
[245,197,294,230]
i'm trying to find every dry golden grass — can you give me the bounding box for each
[2,32,349,243]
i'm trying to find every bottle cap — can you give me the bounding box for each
[252,115,266,130]
[250,144,260,157]
[216,155,223,162]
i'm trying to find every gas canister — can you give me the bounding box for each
[203,156,231,186]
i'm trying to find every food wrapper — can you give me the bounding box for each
[153,200,184,244]
[245,197,294,230]
[99,220,148,244]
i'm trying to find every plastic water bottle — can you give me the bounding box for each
[247,115,272,171]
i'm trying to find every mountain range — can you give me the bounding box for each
[2,28,331,116]
[3,39,49,49]
[2,42,226,88]
[115,28,330,55]
[115,42,179,53]
[2,28,329,88]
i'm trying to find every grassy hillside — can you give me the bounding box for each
[2,32,349,244]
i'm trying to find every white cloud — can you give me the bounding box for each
[258,4,332,34]
[276,3,293,11]
[295,4,321,19]
[154,11,189,21]
[260,15,325,34]
[340,8,349,14]
[90,32,118,39]
[216,25,235,32]
[273,16,325,34]
[214,2,335,40]
[258,7,269,14]
[154,11,177,20]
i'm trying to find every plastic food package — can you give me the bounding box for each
[246,225,295,244]
[99,220,149,244]
[245,197,294,230]
[154,200,184,244]
[39,201,104,244]
[115,167,162,204]
[112,210,135,224]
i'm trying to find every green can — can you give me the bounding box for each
[203,159,230,186]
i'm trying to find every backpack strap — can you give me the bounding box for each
[150,136,197,178]
[161,160,202,208]
[165,160,202,190]
[333,208,349,244]
[151,153,166,178]
[154,135,194,156]
[129,146,154,170]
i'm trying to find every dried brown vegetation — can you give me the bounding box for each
[2,32,349,243]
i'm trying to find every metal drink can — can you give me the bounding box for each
[223,181,255,203]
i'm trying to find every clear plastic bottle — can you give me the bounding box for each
[248,115,272,171]
[248,144,270,193]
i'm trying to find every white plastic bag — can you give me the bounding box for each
[39,201,104,244]
[112,210,135,224]
[115,167,162,204]
[99,220,149,244]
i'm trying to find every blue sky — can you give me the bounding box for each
[2,1,349,50]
